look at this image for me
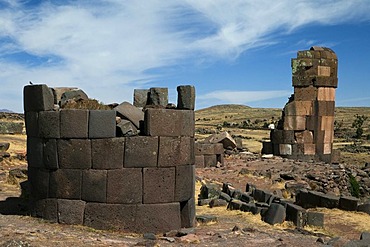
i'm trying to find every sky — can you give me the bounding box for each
[1,0,370,113]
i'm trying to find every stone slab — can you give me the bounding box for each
[143,167,175,203]
[294,86,317,101]
[262,203,286,225]
[92,138,124,169]
[307,211,324,227]
[88,110,116,138]
[60,109,89,138]
[339,196,359,211]
[33,198,58,222]
[124,136,158,168]
[284,116,306,130]
[204,154,217,167]
[107,168,142,204]
[58,139,91,169]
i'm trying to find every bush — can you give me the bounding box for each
[349,174,360,198]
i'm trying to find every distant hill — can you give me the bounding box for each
[196,104,252,113]
[0,109,13,113]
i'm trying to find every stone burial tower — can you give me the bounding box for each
[263,46,339,163]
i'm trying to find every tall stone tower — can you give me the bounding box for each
[265,46,339,163]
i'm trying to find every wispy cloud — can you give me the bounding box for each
[1,0,370,111]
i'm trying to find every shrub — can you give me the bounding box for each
[349,174,360,198]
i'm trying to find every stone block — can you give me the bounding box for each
[136,203,181,233]
[51,87,78,105]
[133,89,149,107]
[303,143,316,155]
[296,190,321,209]
[294,86,317,101]
[314,101,335,116]
[283,130,296,144]
[92,138,124,169]
[209,198,228,208]
[143,167,175,203]
[144,109,194,137]
[262,142,273,154]
[27,137,44,168]
[88,110,116,138]
[158,137,194,167]
[319,116,335,131]
[220,192,232,202]
[227,199,244,210]
[58,139,91,169]
[279,144,292,155]
[23,84,54,112]
[82,170,107,203]
[319,193,339,209]
[60,109,89,138]
[28,168,49,200]
[313,76,338,88]
[262,203,286,225]
[307,211,324,227]
[116,119,138,137]
[33,198,58,222]
[339,196,359,211]
[195,155,204,168]
[38,111,60,138]
[107,168,142,204]
[114,102,144,129]
[292,76,312,87]
[175,165,195,202]
[58,199,86,225]
[124,136,158,168]
[284,116,306,130]
[284,101,313,116]
[317,66,331,76]
[317,87,335,101]
[43,139,58,170]
[316,130,333,144]
[84,203,138,231]
[357,203,370,215]
[180,198,195,228]
[60,89,88,107]
[240,192,253,203]
[204,132,236,149]
[295,130,314,144]
[49,169,82,199]
[316,143,332,155]
[195,143,223,155]
[306,116,317,131]
[204,154,217,167]
[177,85,195,110]
[25,112,39,137]
[147,87,168,106]
[285,203,307,228]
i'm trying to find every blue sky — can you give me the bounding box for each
[1,0,370,113]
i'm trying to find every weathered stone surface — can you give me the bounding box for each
[294,86,317,101]
[306,211,324,227]
[180,198,195,228]
[124,136,158,168]
[88,110,116,138]
[38,111,60,138]
[136,203,181,233]
[147,87,168,106]
[33,198,58,222]
[107,168,142,204]
[51,87,78,105]
[133,89,149,108]
[175,165,195,202]
[295,130,314,144]
[339,196,359,211]
[49,169,82,199]
[195,155,205,168]
[82,170,107,202]
[262,203,286,225]
[58,199,86,225]
[195,143,224,155]
[357,203,370,215]
[58,139,91,169]
[43,139,58,170]
[116,119,138,136]
[284,101,313,116]
[143,167,175,203]
[60,89,88,107]
[285,203,307,228]
[177,85,195,110]
[28,168,49,200]
[25,112,39,137]
[114,102,144,129]
[60,109,89,138]
[158,137,194,167]
[91,138,124,169]
[283,116,306,130]
[209,198,228,208]
[0,122,23,134]
[144,109,194,137]
[24,84,54,112]
[204,132,236,149]
[27,137,44,168]
[84,203,138,231]
[317,87,335,101]
[204,154,217,167]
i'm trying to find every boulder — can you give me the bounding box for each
[0,142,10,152]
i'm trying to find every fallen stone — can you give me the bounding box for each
[262,203,286,225]
[357,203,370,215]
[306,211,324,227]
[60,89,88,107]
[114,101,144,129]
[179,234,200,244]
[116,119,139,136]
[339,195,359,211]
[0,142,10,152]
[209,199,228,208]
[360,232,370,241]
[198,198,213,206]
[143,233,157,240]
[196,215,218,224]
[204,131,237,149]
[199,183,221,200]
[227,199,244,210]
[219,192,232,202]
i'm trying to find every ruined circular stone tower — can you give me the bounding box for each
[264,46,339,163]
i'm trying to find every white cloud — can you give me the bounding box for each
[1,0,370,112]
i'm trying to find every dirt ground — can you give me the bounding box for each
[1,153,369,246]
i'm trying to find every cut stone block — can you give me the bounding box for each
[204,154,217,167]
[314,101,335,116]
[92,138,124,169]
[209,198,228,208]
[58,139,91,169]
[116,119,138,137]
[357,203,370,215]
[143,167,175,203]
[316,130,334,144]
[133,89,149,108]
[58,199,86,225]
[262,142,273,154]
[114,101,144,129]
[43,139,58,170]
[306,116,317,131]
[49,169,82,199]
[147,87,168,106]
[285,203,307,228]
[195,143,224,155]
[60,109,89,138]
[51,87,78,105]
[177,85,195,110]
[262,203,286,225]
[33,198,58,222]
[23,84,54,112]
[180,198,195,228]
[28,168,49,200]
[313,76,338,88]
[124,136,158,168]
[38,111,60,138]
[107,168,142,204]
[27,137,44,168]
[136,203,181,233]
[158,137,194,167]
[144,109,194,137]
[88,110,116,138]
[195,155,205,168]
[60,89,88,107]
[25,111,39,137]
[175,165,195,202]
[279,144,292,155]
[317,66,331,76]
[307,211,324,227]
[284,101,313,116]
[82,170,107,203]
[204,131,236,149]
[283,116,306,130]
[339,196,359,211]
[317,87,335,101]
[84,203,138,231]
[295,130,314,144]
[283,130,296,144]
[319,116,335,131]
[294,86,317,101]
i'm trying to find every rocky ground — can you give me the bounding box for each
[1,151,370,246]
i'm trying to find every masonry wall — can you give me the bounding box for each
[24,84,195,233]
[194,143,224,168]
[265,47,339,163]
